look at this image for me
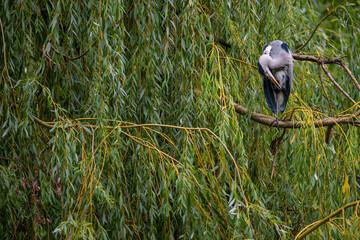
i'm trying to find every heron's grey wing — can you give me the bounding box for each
[263,76,277,114]
[279,65,293,112]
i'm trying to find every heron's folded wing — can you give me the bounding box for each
[280,66,293,112]
[263,76,277,114]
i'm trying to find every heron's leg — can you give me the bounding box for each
[270,113,279,128]
[269,93,281,127]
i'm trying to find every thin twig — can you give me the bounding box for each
[338,61,360,91]
[113,2,134,28]
[320,63,357,106]
[42,44,55,65]
[0,156,17,161]
[317,64,333,115]
[120,130,181,165]
[294,0,348,53]
[293,53,359,109]
[318,64,335,143]
[51,41,96,61]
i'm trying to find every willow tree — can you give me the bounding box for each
[1,0,359,239]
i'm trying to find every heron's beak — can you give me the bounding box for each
[265,68,282,89]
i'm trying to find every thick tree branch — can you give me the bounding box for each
[233,103,360,128]
[291,54,346,64]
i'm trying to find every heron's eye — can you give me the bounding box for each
[263,45,272,55]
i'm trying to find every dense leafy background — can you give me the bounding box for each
[1,0,359,239]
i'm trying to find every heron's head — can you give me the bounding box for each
[263,45,272,55]
[258,54,282,89]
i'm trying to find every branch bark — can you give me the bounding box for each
[291,54,346,64]
[233,103,360,128]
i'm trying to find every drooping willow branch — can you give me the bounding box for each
[31,115,246,177]
[295,201,360,240]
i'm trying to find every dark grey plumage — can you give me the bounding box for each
[258,40,293,124]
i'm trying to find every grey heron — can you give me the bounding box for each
[258,40,293,126]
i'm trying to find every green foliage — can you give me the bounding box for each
[1,0,359,239]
